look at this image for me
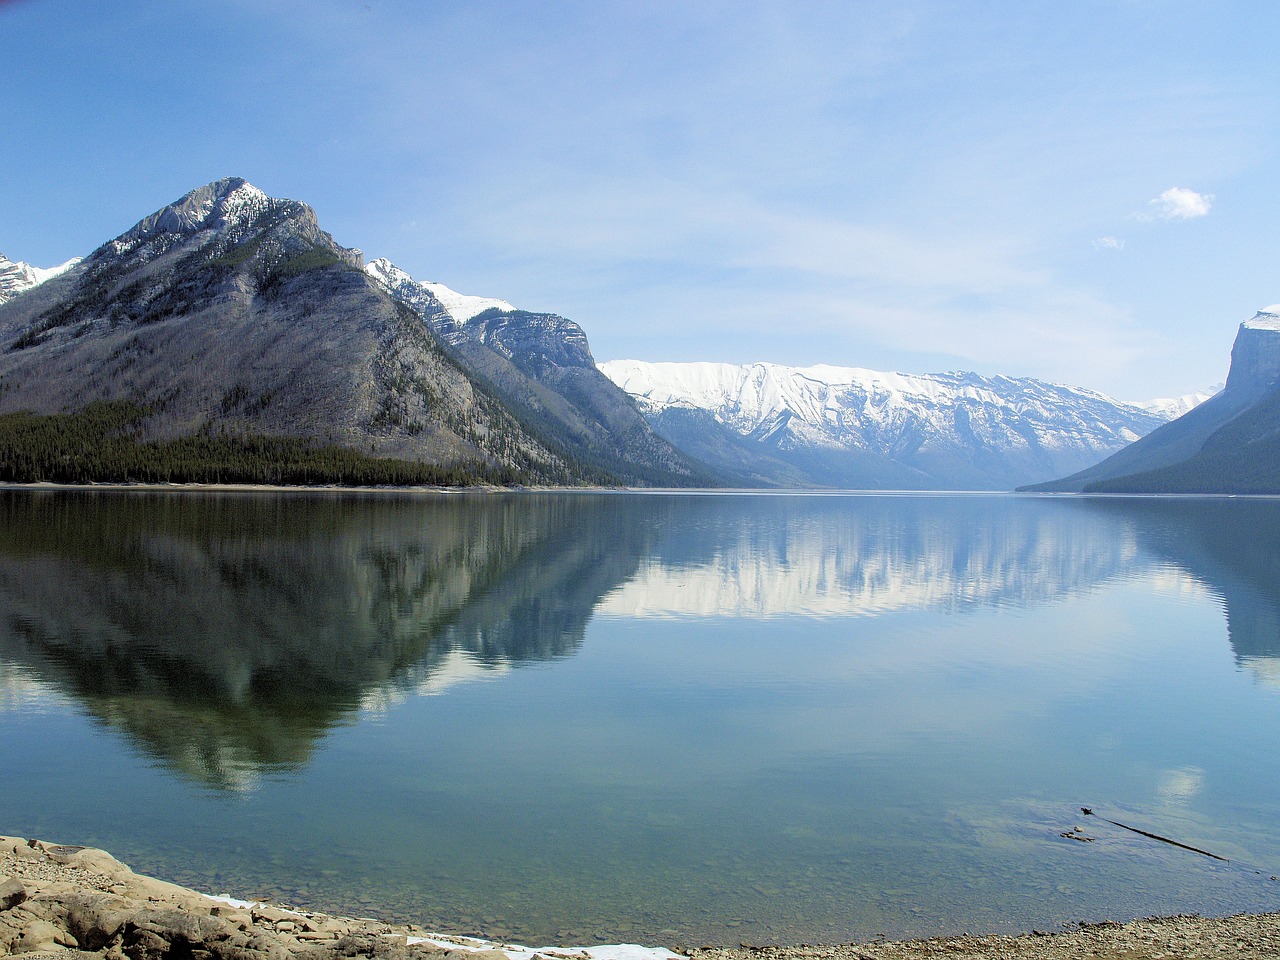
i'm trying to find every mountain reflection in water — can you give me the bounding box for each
[1082,496,1280,677]
[0,491,651,788]
[1,490,1278,789]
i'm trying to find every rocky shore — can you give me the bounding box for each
[4,835,1280,959]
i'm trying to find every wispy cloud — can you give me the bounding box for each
[1093,236,1125,250]
[1145,186,1214,220]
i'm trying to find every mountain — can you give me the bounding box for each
[599,359,1169,490]
[0,253,81,306]
[0,177,582,484]
[365,258,706,485]
[1133,385,1222,421]
[1026,309,1280,493]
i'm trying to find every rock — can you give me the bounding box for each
[0,876,28,911]
[64,892,133,950]
[252,904,297,924]
[214,907,256,931]
[297,930,339,941]
[447,950,509,960]
[15,917,75,953]
[336,931,409,958]
[0,839,42,860]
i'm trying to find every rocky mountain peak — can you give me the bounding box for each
[90,178,361,277]
[1224,308,1280,397]
[118,178,275,243]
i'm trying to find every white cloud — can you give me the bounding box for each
[1093,236,1125,250]
[1146,187,1214,220]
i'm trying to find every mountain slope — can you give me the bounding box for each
[1026,309,1280,493]
[600,360,1167,490]
[0,178,573,483]
[366,259,707,485]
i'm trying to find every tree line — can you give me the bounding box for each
[0,402,532,487]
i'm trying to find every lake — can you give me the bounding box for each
[2,489,1279,946]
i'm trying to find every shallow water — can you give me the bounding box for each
[2,489,1279,945]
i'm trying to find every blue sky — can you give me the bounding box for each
[4,0,1279,398]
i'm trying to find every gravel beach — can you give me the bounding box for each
[3,835,1278,958]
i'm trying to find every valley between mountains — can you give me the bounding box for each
[0,177,1262,492]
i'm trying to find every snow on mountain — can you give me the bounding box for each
[365,258,453,332]
[1133,386,1221,421]
[600,359,1160,453]
[366,258,515,324]
[0,253,81,305]
[1244,305,1280,330]
[418,280,516,323]
[598,359,1170,489]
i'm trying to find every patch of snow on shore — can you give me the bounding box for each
[407,934,683,960]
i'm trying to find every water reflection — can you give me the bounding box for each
[0,491,652,788]
[4,491,1280,789]
[599,495,1139,618]
[1082,497,1280,680]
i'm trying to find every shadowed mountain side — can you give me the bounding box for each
[1081,497,1280,667]
[0,492,655,789]
[1025,313,1280,492]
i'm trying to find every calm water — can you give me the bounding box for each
[2,490,1279,945]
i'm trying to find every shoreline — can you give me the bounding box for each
[4,481,1280,501]
[4,837,1280,959]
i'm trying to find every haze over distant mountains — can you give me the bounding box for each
[0,177,1218,490]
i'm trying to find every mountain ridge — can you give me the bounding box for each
[0,253,81,306]
[599,358,1175,489]
[365,258,706,485]
[0,175,1215,490]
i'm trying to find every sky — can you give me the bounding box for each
[4,0,1280,399]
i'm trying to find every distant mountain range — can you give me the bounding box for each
[0,176,1212,489]
[599,360,1186,489]
[1026,310,1280,493]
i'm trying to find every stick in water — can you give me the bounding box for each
[1080,807,1230,862]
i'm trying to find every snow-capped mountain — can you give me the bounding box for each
[598,359,1172,489]
[1133,385,1221,420]
[0,253,81,305]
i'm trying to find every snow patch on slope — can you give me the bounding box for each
[1132,385,1221,420]
[365,259,517,324]
[0,253,83,305]
[1243,306,1280,331]
[418,279,516,323]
